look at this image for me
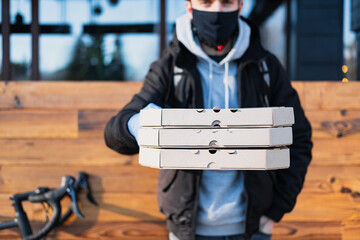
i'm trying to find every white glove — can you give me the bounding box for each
[127,103,161,142]
[259,215,275,234]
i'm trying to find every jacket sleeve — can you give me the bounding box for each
[104,58,172,155]
[264,54,313,222]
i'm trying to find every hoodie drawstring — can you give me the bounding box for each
[208,61,230,109]
[208,61,213,108]
[223,62,229,109]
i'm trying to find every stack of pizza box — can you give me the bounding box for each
[138,107,294,170]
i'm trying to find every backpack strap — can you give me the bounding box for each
[164,64,185,107]
[259,59,270,107]
[173,66,184,88]
[171,59,271,107]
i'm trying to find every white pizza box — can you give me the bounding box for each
[140,107,294,128]
[138,127,292,148]
[139,147,290,170]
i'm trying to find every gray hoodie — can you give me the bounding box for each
[176,14,252,236]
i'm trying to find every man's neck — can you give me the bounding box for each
[200,37,234,56]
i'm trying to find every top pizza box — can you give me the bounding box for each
[140,107,294,128]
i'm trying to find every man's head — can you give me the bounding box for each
[185,0,243,53]
[186,0,243,19]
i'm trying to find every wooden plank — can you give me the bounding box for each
[78,109,118,138]
[301,82,360,110]
[311,138,360,166]
[0,220,343,240]
[302,165,360,194]
[0,82,142,110]
[79,109,360,140]
[77,108,360,140]
[0,221,168,240]
[342,222,360,240]
[1,165,359,196]
[76,193,164,222]
[1,192,357,223]
[0,193,164,222]
[0,109,78,138]
[0,165,158,194]
[78,108,360,140]
[305,110,360,139]
[80,109,360,140]
[0,221,344,240]
[0,192,353,239]
[0,138,359,166]
[1,81,360,110]
[282,193,359,222]
[273,221,341,240]
[55,221,168,240]
[6,109,360,142]
[341,214,360,240]
[0,138,137,166]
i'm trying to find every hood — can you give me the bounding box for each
[175,13,252,109]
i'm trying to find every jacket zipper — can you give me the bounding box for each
[236,57,269,239]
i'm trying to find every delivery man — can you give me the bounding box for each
[104,0,313,239]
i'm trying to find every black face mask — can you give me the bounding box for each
[192,9,239,50]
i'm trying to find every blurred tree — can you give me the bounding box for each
[63,34,125,81]
[11,61,29,81]
[65,34,106,80]
[106,38,125,80]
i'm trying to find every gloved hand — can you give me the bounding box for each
[127,103,161,143]
[259,215,275,234]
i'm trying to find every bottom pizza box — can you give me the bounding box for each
[139,147,290,170]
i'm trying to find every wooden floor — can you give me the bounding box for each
[0,81,359,239]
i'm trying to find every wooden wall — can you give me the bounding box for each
[0,81,359,239]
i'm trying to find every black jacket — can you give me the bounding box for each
[104,18,312,240]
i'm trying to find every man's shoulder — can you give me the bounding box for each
[263,52,286,73]
[151,43,179,71]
